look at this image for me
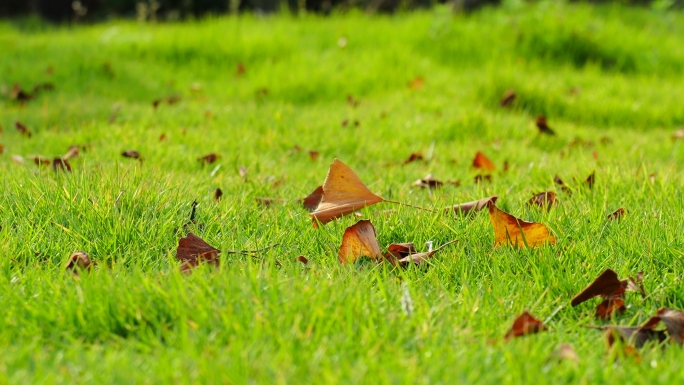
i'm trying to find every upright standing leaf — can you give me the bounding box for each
[310,159,384,225]
[535,116,556,135]
[176,233,221,272]
[338,220,383,264]
[473,151,496,171]
[302,185,324,212]
[571,269,623,307]
[505,311,547,341]
[500,90,516,107]
[488,201,555,248]
[445,196,498,216]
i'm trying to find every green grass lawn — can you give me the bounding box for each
[2,2,684,383]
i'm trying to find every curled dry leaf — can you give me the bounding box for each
[15,121,32,137]
[198,153,219,165]
[176,233,221,273]
[214,188,223,202]
[607,208,627,221]
[66,251,94,274]
[412,174,443,189]
[310,159,384,226]
[535,116,555,135]
[445,196,498,216]
[596,298,626,320]
[121,150,141,159]
[473,151,495,171]
[505,311,547,341]
[500,90,516,107]
[528,192,557,211]
[296,256,308,265]
[393,239,458,267]
[487,201,556,248]
[302,185,324,212]
[53,158,72,172]
[571,268,645,307]
[403,152,424,164]
[338,220,384,264]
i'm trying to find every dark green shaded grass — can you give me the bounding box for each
[2,2,684,384]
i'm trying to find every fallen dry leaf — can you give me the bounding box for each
[256,197,287,207]
[474,174,492,184]
[65,251,94,274]
[62,145,80,160]
[152,94,180,109]
[445,196,498,216]
[10,84,32,102]
[571,269,624,307]
[0,144,4,154]
[604,328,645,362]
[607,208,627,221]
[528,192,557,211]
[584,172,595,188]
[412,174,443,189]
[27,155,51,166]
[296,256,308,265]
[554,175,572,194]
[310,159,384,226]
[391,239,458,267]
[473,151,495,171]
[347,94,360,107]
[653,308,684,344]
[596,298,626,320]
[338,220,384,264]
[500,90,516,107]
[505,311,547,341]
[403,152,424,164]
[214,188,223,202]
[302,186,324,212]
[121,150,141,159]
[198,153,219,165]
[408,76,424,90]
[176,233,221,272]
[488,201,555,248]
[308,150,320,161]
[384,243,418,260]
[15,121,32,137]
[536,116,555,135]
[53,158,72,172]
[236,62,246,76]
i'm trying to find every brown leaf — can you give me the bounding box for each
[62,145,80,160]
[10,84,33,102]
[585,172,595,188]
[214,188,223,202]
[302,185,324,212]
[15,121,32,137]
[159,133,167,141]
[571,269,624,307]
[198,153,219,165]
[412,174,443,189]
[554,175,572,194]
[528,192,557,211]
[604,328,645,362]
[121,150,141,159]
[0,144,4,154]
[655,308,684,344]
[308,150,320,161]
[152,94,180,108]
[65,251,94,274]
[488,201,556,248]
[310,159,384,226]
[28,155,51,166]
[473,151,495,171]
[384,243,418,260]
[500,90,516,107]
[402,152,424,164]
[176,233,221,272]
[236,62,246,76]
[52,158,72,172]
[256,197,287,207]
[536,116,555,135]
[607,208,627,221]
[346,94,360,107]
[395,239,458,267]
[596,298,626,320]
[505,311,547,341]
[338,220,383,264]
[296,256,308,265]
[445,196,498,216]
[625,271,646,299]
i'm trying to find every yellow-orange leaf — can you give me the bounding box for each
[311,159,384,226]
[473,151,496,171]
[338,220,383,264]
[488,201,555,248]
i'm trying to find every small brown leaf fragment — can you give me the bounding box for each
[198,153,219,165]
[445,196,498,216]
[256,197,287,207]
[607,208,626,221]
[536,116,555,135]
[625,271,646,299]
[655,308,684,344]
[412,174,443,189]
[255,87,269,98]
[296,256,308,265]
[671,128,684,140]
[159,133,167,141]
[10,84,32,102]
[176,233,221,273]
[121,150,141,159]
[605,328,644,362]
[236,62,246,76]
[396,239,458,267]
[408,76,424,90]
[32,82,54,94]
[473,151,496,171]
[505,311,547,341]
[62,146,80,160]
[585,172,595,188]
[341,119,349,127]
[308,150,320,161]
[214,188,223,202]
[528,192,557,211]
[15,121,32,137]
[346,94,360,107]
[571,269,624,307]
[0,144,4,154]
[338,220,384,264]
[402,152,424,164]
[53,158,72,172]
[66,251,94,274]
[554,175,573,194]
[488,201,555,248]
[310,159,384,226]
[152,94,180,109]
[302,185,324,212]
[474,174,492,184]
[28,155,51,166]
[596,298,626,320]
[384,243,418,261]
[499,90,516,107]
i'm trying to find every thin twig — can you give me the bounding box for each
[225,243,280,255]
